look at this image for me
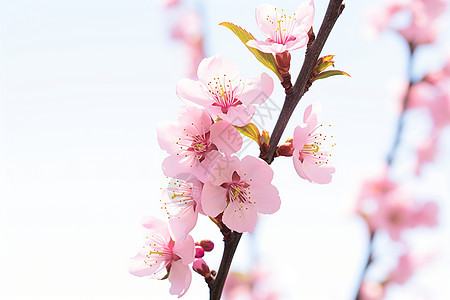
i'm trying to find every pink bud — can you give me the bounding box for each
[192,258,210,277]
[199,239,214,252]
[195,246,205,258]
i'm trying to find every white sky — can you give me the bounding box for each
[1,0,449,299]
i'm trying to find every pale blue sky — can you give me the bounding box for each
[1,0,449,299]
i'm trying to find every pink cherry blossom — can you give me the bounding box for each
[176,56,274,126]
[292,103,335,184]
[358,281,386,300]
[157,105,243,182]
[171,11,205,78]
[413,201,438,227]
[162,176,204,242]
[201,156,281,233]
[415,134,439,175]
[388,253,416,284]
[367,191,438,240]
[129,216,195,297]
[246,0,315,54]
[358,167,397,201]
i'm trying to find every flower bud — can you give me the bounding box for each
[192,258,211,277]
[276,138,294,157]
[195,246,205,258]
[198,239,214,252]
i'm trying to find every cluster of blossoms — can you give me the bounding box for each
[131,0,342,297]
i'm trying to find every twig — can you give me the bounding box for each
[208,1,346,299]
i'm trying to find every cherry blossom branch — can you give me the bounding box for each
[207,2,345,299]
[264,0,345,164]
[354,44,416,300]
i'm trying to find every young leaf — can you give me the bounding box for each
[312,70,351,82]
[234,122,261,145]
[219,22,282,81]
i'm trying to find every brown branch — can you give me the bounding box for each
[265,0,345,164]
[208,1,345,299]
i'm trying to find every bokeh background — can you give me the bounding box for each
[1,0,449,299]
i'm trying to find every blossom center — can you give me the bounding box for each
[207,74,243,114]
[298,124,335,165]
[267,9,297,44]
[162,179,198,218]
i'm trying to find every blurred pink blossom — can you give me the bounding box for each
[129,217,195,297]
[201,156,281,233]
[160,0,180,9]
[415,134,439,175]
[247,0,315,54]
[367,190,438,240]
[292,103,335,184]
[171,11,205,78]
[388,253,416,284]
[176,56,274,126]
[223,267,279,300]
[358,281,386,300]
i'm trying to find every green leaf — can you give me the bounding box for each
[219,22,282,81]
[234,122,260,145]
[317,61,335,72]
[312,70,351,82]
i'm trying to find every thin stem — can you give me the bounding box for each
[208,1,345,299]
[209,231,242,300]
[266,0,345,163]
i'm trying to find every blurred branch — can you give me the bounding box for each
[208,1,346,299]
[354,43,416,300]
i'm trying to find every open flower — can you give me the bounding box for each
[246,0,315,54]
[201,156,281,233]
[176,56,274,126]
[292,103,335,184]
[129,217,195,297]
[157,105,243,182]
[162,176,204,242]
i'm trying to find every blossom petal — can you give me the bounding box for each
[238,155,273,186]
[140,216,170,238]
[303,103,321,125]
[255,4,279,39]
[169,206,198,242]
[246,39,287,54]
[210,120,243,155]
[293,125,309,150]
[177,106,212,134]
[284,35,309,52]
[157,121,183,154]
[201,182,228,217]
[161,155,195,178]
[176,78,211,107]
[249,184,281,214]
[208,104,255,127]
[197,56,240,88]
[173,235,195,265]
[302,160,335,184]
[293,150,309,179]
[129,252,165,277]
[293,0,315,35]
[239,72,274,106]
[223,201,258,233]
[169,260,192,298]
